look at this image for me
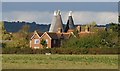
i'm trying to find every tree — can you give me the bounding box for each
[118,13,120,23]
[88,21,97,27]
[5,24,30,48]
[0,21,12,40]
[97,23,119,48]
[1,21,6,34]
[63,22,119,48]
[0,21,3,39]
[40,39,47,48]
[19,24,30,39]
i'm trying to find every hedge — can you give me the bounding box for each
[2,47,119,54]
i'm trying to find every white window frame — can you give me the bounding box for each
[34,39,40,44]
[34,47,39,49]
[46,47,49,48]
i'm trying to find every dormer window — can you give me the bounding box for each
[34,39,40,44]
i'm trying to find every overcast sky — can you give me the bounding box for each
[2,2,118,25]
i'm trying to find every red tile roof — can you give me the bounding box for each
[46,32,70,39]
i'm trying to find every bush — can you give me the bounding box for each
[2,47,119,54]
[2,47,32,54]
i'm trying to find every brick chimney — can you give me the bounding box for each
[58,28,62,33]
[85,25,89,32]
[76,25,81,32]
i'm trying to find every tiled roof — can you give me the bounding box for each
[64,16,75,32]
[30,31,43,39]
[60,33,70,39]
[37,32,43,36]
[46,32,70,39]
[64,11,75,32]
[78,31,95,37]
[47,33,59,39]
[29,32,34,39]
[49,10,64,32]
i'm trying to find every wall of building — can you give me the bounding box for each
[30,34,42,49]
[41,33,52,48]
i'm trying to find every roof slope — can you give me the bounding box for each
[49,10,64,32]
[64,11,75,32]
[49,11,57,32]
[46,32,70,39]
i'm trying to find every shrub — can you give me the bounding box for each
[2,47,119,54]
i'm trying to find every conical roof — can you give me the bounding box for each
[49,11,57,32]
[49,10,64,32]
[64,11,75,32]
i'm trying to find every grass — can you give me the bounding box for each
[2,54,118,69]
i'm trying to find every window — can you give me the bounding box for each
[34,39,40,44]
[46,39,48,44]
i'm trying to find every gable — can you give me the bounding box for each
[31,31,41,39]
[40,32,52,40]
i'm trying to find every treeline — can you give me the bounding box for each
[4,21,50,32]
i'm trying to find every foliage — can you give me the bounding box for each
[1,21,6,34]
[40,39,47,48]
[62,33,101,48]
[73,29,79,37]
[2,47,119,54]
[99,23,119,48]
[19,24,30,40]
[90,21,97,27]
[118,15,120,23]
[2,47,33,54]
[0,21,12,40]
[3,24,30,48]
[87,21,97,27]
[62,23,119,48]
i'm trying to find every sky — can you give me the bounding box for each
[1,0,120,2]
[2,2,118,25]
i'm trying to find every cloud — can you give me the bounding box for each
[62,11,118,25]
[3,11,118,25]
[3,11,52,24]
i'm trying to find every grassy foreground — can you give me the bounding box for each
[2,54,118,69]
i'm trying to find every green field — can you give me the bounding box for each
[2,54,118,69]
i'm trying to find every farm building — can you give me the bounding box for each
[30,10,106,49]
[30,31,71,49]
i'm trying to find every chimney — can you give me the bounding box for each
[85,25,89,32]
[58,28,62,33]
[76,26,81,32]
